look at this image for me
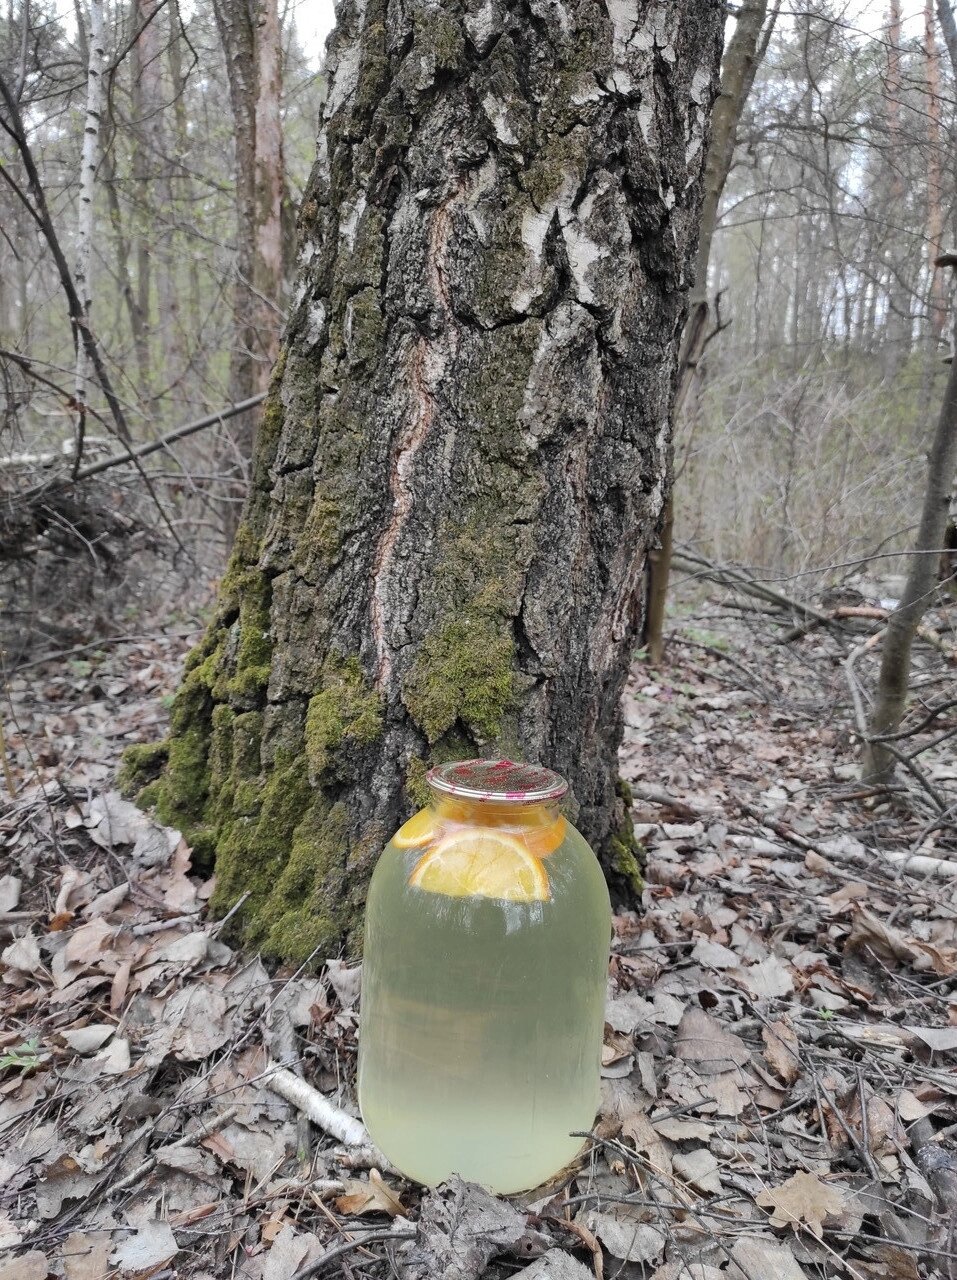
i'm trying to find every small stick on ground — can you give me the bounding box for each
[267,1065,371,1148]
[109,1104,240,1197]
[290,1227,415,1280]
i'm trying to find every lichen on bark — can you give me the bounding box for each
[127,0,724,964]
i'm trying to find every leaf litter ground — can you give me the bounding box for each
[1,596,956,1279]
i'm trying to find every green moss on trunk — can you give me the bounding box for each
[607,778,645,896]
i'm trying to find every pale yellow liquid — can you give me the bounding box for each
[358,810,611,1194]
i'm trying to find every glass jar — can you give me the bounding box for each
[358,759,611,1194]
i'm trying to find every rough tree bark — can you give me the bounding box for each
[126,0,724,965]
[863,256,957,783]
[643,0,772,664]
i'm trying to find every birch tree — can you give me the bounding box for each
[73,0,106,464]
[125,0,726,964]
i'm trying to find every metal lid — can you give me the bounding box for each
[426,758,568,805]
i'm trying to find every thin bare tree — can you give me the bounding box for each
[212,0,285,535]
[644,0,776,664]
[864,253,957,782]
[73,0,107,470]
[925,0,947,347]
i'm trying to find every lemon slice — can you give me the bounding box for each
[520,815,566,858]
[392,808,439,848]
[408,829,550,901]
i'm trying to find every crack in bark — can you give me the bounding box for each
[370,181,465,689]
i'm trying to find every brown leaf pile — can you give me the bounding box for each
[1,601,955,1278]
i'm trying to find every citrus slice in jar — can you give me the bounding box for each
[408,829,550,902]
[520,815,566,858]
[392,808,440,848]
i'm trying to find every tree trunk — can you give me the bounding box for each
[642,0,771,664]
[692,0,770,307]
[74,0,106,454]
[925,0,947,348]
[136,0,184,412]
[132,0,724,966]
[252,0,283,376]
[213,0,285,541]
[129,0,153,401]
[882,0,910,377]
[863,266,957,782]
[168,0,205,392]
[102,145,151,398]
[938,0,957,73]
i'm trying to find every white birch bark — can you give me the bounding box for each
[74,0,106,443]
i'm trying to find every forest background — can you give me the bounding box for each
[2,0,955,646]
[2,2,957,1277]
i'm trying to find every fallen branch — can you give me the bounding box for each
[16,393,267,501]
[290,1227,415,1280]
[266,1065,370,1147]
[673,547,833,626]
[630,783,957,880]
[107,1105,239,1199]
[331,1144,397,1172]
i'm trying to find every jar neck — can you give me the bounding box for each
[428,789,560,825]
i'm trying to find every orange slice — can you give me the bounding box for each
[408,829,550,901]
[519,815,566,858]
[392,808,440,848]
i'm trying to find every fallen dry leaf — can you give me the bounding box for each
[522,1252,594,1279]
[35,1153,100,1219]
[896,1089,933,1121]
[2,932,42,975]
[756,1170,847,1237]
[905,1025,957,1054]
[62,1230,113,1280]
[652,1265,724,1280]
[672,1147,722,1193]
[325,958,362,1008]
[406,1176,526,1280]
[674,1007,750,1074]
[0,1215,21,1249]
[92,1037,130,1075]
[64,919,115,968]
[851,1244,921,1279]
[651,1116,713,1142]
[165,984,229,1060]
[762,1017,800,1084]
[85,882,129,918]
[578,1206,666,1264]
[622,1110,672,1177]
[111,1220,178,1272]
[846,906,957,977]
[738,954,794,998]
[0,1250,47,1280]
[262,1224,324,1280]
[61,1024,114,1054]
[335,1167,404,1217]
[727,1236,809,1279]
[0,876,21,912]
[87,792,146,849]
[691,937,739,969]
[54,867,94,917]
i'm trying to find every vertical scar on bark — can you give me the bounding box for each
[370,184,464,688]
